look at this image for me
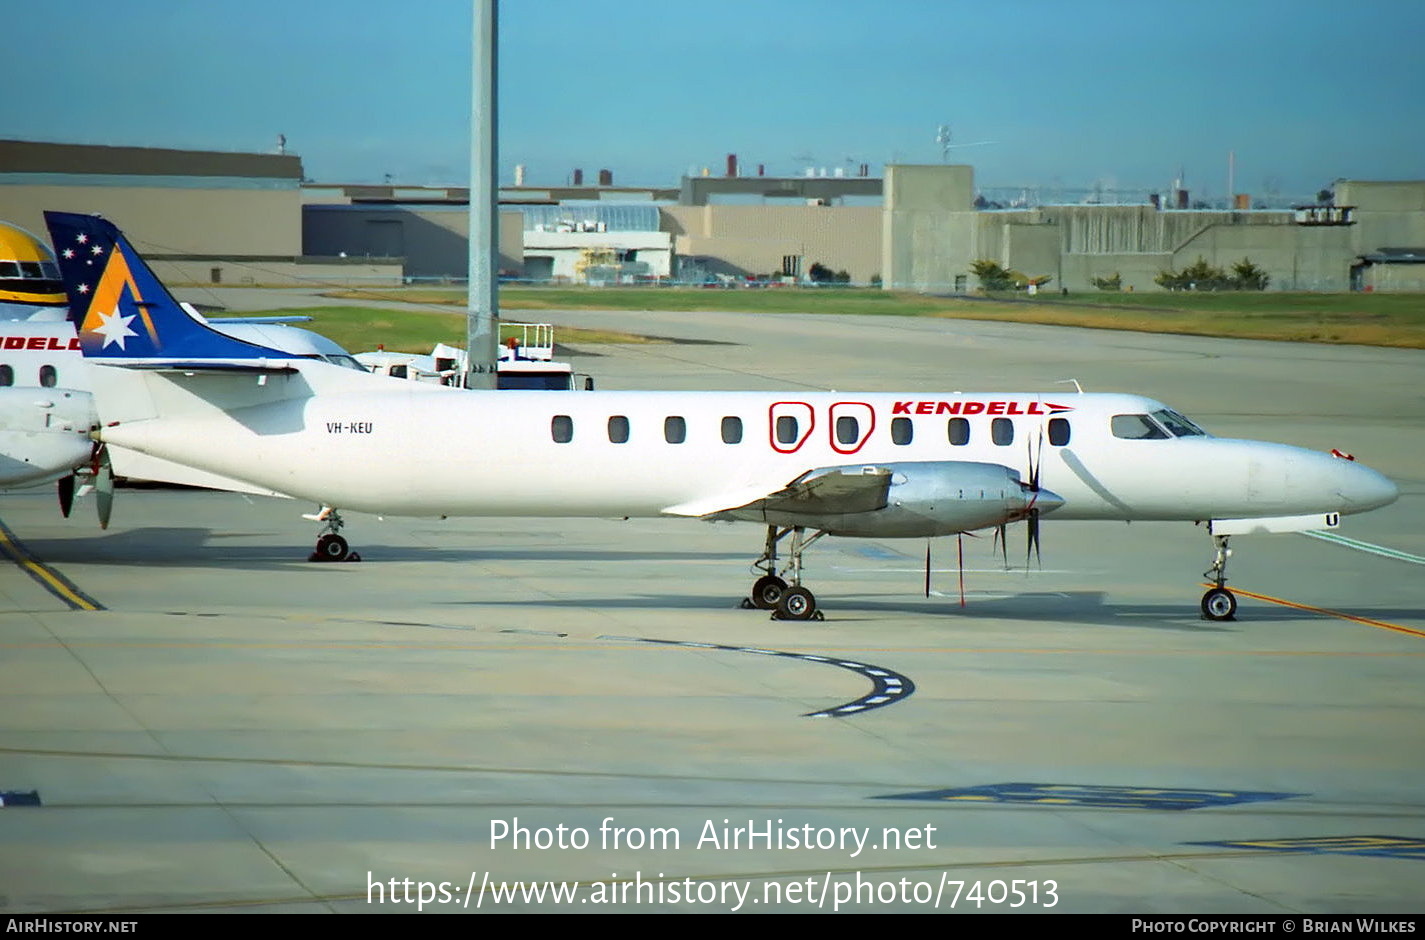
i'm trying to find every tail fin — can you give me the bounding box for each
[43,211,290,362]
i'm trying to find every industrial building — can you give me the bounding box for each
[301,167,879,285]
[882,165,1425,293]
[0,140,401,286]
[4,139,1423,293]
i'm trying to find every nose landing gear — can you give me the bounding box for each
[305,506,361,562]
[1200,534,1237,621]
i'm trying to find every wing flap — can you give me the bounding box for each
[663,465,892,520]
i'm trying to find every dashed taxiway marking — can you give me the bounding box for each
[598,635,915,717]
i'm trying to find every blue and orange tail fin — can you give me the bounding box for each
[44,211,289,361]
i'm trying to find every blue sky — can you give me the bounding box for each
[5,0,1422,199]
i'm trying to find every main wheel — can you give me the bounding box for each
[776,586,818,621]
[314,533,350,562]
[750,575,788,610]
[1201,587,1237,621]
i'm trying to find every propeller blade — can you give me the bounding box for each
[1035,425,1044,487]
[94,446,114,530]
[924,540,933,598]
[1022,425,1046,571]
[957,533,966,608]
[57,474,75,518]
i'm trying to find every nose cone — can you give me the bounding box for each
[1338,461,1399,513]
[1023,486,1066,515]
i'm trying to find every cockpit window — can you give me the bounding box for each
[323,354,367,372]
[1152,409,1207,437]
[1111,414,1170,440]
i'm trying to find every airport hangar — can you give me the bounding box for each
[2,138,1424,293]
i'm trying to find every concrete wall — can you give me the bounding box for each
[882,165,976,290]
[1336,180,1425,254]
[663,204,881,282]
[1362,263,1425,292]
[1168,220,1354,291]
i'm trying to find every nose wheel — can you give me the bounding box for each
[305,507,361,562]
[1200,534,1235,621]
[1201,587,1237,621]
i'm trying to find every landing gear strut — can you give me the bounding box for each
[740,525,826,621]
[305,506,361,563]
[1200,534,1237,621]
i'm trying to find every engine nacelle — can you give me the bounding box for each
[759,461,1063,538]
[0,388,97,488]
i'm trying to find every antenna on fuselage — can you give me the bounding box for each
[1056,379,1085,393]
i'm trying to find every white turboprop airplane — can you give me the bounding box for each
[44,210,1399,621]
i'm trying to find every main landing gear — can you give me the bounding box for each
[305,506,361,563]
[740,525,826,621]
[1200,534,1237,621]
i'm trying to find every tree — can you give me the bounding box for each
[1230,258,1269,291]
[808,262,835,283]
[1091,272,1122,291]
[1155,256,1267,291]
[970,260,1015,291]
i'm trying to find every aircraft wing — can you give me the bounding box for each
[663,465,892,520]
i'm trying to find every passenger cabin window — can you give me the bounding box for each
[776,415,799,445]
[608,415,629,444]
[1111,414,1169,440]
[1048,417,1071,446]
[664,416,686,444]
[991,417,1014,446]
[551,414,573,443]
[836,415,860,446]
[891,417,913,445]
[0,365,11,387]
[721,416,742,444]
[39,365,56,388]
[947,417,969,446]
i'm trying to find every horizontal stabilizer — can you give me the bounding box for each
[95,360,298,375]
